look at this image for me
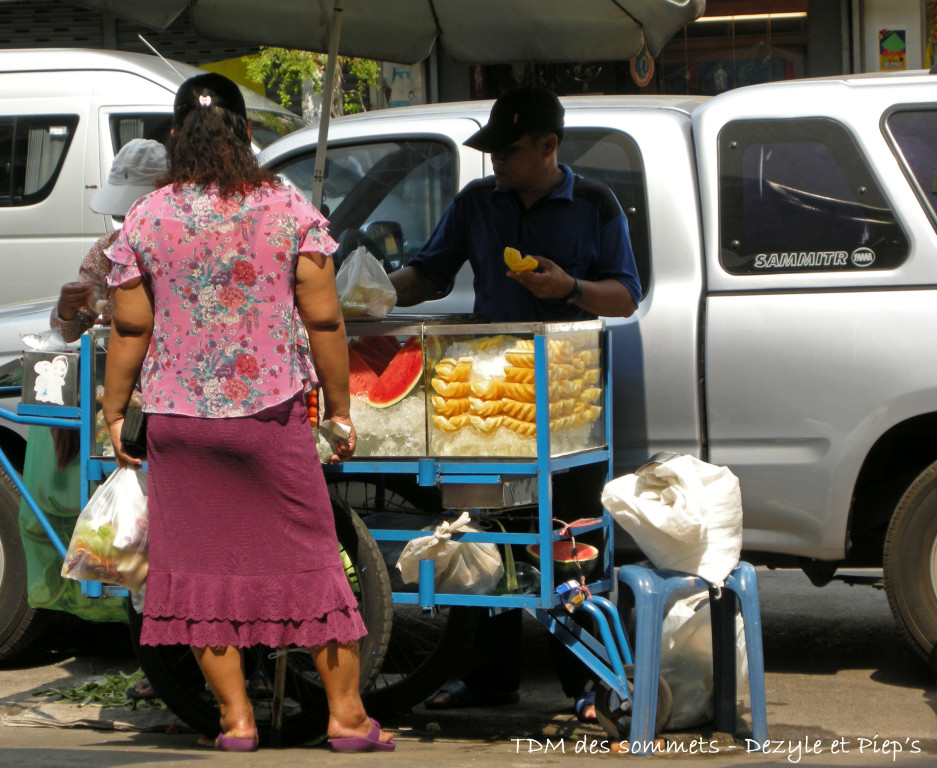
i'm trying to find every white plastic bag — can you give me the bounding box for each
[396,511,504,595]
[335,245,397,317]
[659,590,748,729]
[601,454,742,584]
[61,467,148,592]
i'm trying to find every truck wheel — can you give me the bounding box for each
[883,460,937,664]
[0,465,46,661]
[130,495,392,745]
[326,476,481,717]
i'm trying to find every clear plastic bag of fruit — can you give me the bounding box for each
[61,467,148,593]
[335,245,396,317]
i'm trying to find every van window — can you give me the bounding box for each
[719,118,909,274]
[560,128,649,297]
[885,108,937,228]
[109,114,173,150]
[0,115,78,207]
[271,140,456,272]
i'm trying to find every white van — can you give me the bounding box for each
[0,48,305,364]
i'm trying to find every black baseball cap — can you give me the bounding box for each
[464,86,565,153]
[174,72,247,126]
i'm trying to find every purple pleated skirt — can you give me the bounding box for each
[139,392,366,649]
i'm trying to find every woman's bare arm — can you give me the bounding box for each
[295,251,356,462]
[103,278,153,468]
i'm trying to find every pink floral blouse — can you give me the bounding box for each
[107,182,338,418]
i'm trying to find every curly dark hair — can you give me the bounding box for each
[160,73,277,197]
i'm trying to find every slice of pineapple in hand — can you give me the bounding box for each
[504,246,538,272]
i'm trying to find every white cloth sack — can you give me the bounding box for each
[396,511,504,595]
[660,589,748,729]
[601,453,742,584]
[335,245,396,317]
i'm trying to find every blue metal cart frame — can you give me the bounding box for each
[0,332,121,600]
[0,321,645,744]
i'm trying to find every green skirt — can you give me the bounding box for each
[17,426,127,623]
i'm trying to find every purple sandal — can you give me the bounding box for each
[214,730,259,752]
[330,718,396,752]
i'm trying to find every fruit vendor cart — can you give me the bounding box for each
[319,316,667,744]
[0,319,668,748]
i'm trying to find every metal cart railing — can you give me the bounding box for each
[0,331,118,600]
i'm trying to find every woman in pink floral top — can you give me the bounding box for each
[102,73,393,753]
[106,178,324,418]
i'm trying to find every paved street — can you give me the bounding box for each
[0,568,934,767]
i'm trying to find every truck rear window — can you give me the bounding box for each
[718,117,909,274]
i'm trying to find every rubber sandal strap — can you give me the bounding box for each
[575,689,596,717]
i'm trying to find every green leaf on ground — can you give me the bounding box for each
[32,668,166,710]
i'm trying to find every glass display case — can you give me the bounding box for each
[338,317,607,460]
[87,327,111,458]
[88,319,608,462]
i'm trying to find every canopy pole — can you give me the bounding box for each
[272,12,344,742]
[311,0,344,210]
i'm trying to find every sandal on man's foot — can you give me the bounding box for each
[126,678,157,701]
[575,688,597,722]
[424,680,519,710]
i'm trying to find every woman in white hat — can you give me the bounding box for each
[52,138,168,341]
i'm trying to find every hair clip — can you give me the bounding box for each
[198,94,212,108]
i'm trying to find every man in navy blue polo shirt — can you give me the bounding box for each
[392,87,642,721]
[390,86,641,321]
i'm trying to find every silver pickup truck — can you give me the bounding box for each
[1,69,934,670]
[258,70,937,666]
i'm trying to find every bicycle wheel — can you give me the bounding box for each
[130,494,391,746]
[326,475,482,717]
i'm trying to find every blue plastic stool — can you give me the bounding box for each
[616,561,767,752]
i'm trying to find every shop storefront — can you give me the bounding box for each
[456,0,936,101]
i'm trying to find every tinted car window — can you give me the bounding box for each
[886,108,937,227]
[0,115,78,207]
[560,128,649,296]
[271,140,456,271]
[719,118,909,274]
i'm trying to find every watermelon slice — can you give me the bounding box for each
[364,334,401,360]
[350,339,392,376]
[367,336,424,408]
[526,541,599,580]
[348,346,379,397]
